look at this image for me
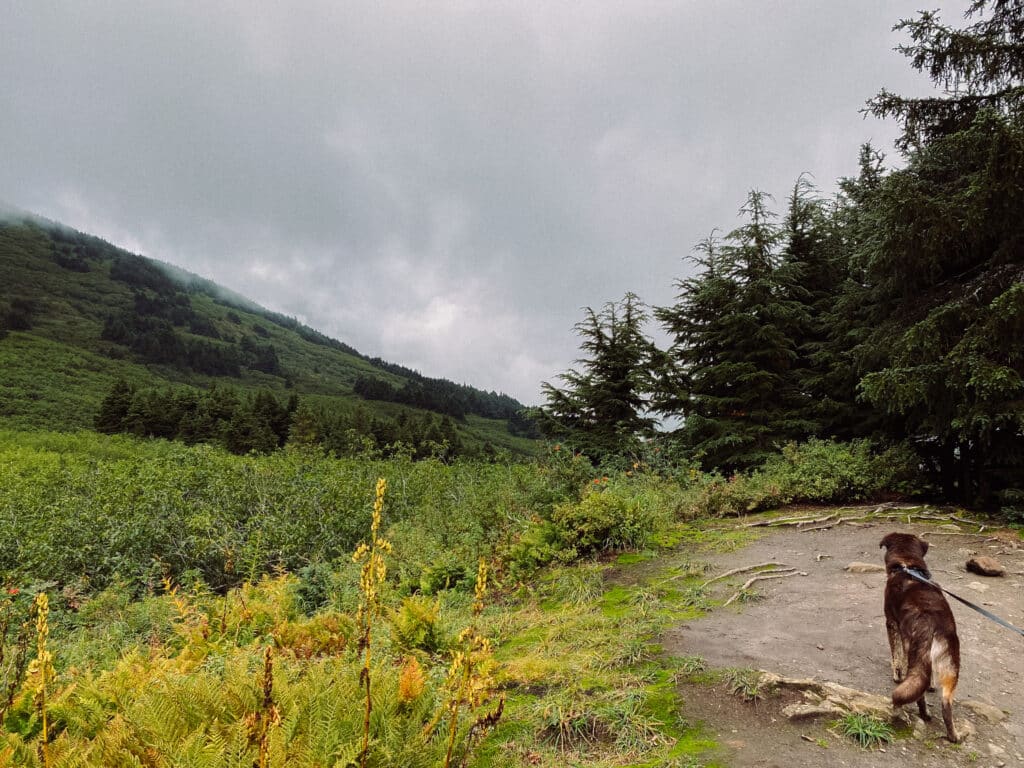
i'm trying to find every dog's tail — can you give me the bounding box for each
[892,631,932,706]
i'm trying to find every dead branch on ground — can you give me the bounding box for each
[723,571,806,607]
[700,562,788,588]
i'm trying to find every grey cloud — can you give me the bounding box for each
[0,0,969,403]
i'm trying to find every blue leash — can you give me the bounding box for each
[901,566,1024,638]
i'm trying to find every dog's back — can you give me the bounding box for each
[880,532,960,742]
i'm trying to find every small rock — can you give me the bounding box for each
[963,700,1007,723]
[967,556,1006,577]
[845,562,885,573]
[988,742,1006,757]
[966,581,990,593]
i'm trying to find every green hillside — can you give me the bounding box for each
[0,214,539,456]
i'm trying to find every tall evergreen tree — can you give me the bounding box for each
[654,234,747,469]
[856,0,1024,504]
[94,378,135,434]
[541,292,657,462]
[868,0,1024,152]
[775,176,847,435]
[656,192,813,471]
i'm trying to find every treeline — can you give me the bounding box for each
[95,381,296,454]
[542,2,1024,508]
[94,379,489,459]
[353,373,523,421]
[47,221,119,270]
[290,402,467,460]
[39,225,530,420]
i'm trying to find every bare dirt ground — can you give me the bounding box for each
[661,518,1024,768]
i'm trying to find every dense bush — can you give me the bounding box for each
[685,439,927,517]
[552,486,653,556]
[507,476,674,577]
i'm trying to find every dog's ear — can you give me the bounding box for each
[920,538,929,556]
[879,533,894,550]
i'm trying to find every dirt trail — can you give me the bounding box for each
[661,519,1024,767]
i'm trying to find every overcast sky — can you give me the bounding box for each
[1,1,967,404]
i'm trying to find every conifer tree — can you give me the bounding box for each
[94,378,135,434]
[775,176,846,435]
[654,234,746,468]
[656,192,811,471]
[856,0,1024,504]
[868,0,1024,152]
[541,292,656,462]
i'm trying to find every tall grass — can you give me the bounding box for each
[0,481,502,767]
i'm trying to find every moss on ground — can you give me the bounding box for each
[475,521,740,766]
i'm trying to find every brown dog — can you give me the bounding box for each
[880,532,961,742]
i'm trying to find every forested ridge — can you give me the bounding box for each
[541,0,1024,509]
[0,213,538,458]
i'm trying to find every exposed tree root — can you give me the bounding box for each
[701,562,788,588]
[799,514,873,532]
[743,514,835,529]
[723,570,805,607]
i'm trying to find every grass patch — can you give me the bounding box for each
[669,522,758,554]
[836,713,895,749]
[617,551,656,565]
[481,543,724,766]
[723,668,766,702]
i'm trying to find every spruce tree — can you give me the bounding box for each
[94,378,135,434]
[775,176,850,436]
[856,0,1024,504]
[541,292,657,462]
[656,192,811,471]
[654,234,747,469]
[868,0,1024,152]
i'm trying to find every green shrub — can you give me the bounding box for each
[418,554,469,595]
[505,521,575,579]
[552,485,658,555]
[685,439,928,517]
[528,444,596,515]
[762,439,924,503]
[506,477,673,577]
[389,595,449,655]
[684,472,785,518]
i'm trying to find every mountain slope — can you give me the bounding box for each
[0,213,538,454]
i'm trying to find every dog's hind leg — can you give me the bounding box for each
[931,638,960,742]
[940,673,959,743]
[917,695,930,721]
[887,619,906,682]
